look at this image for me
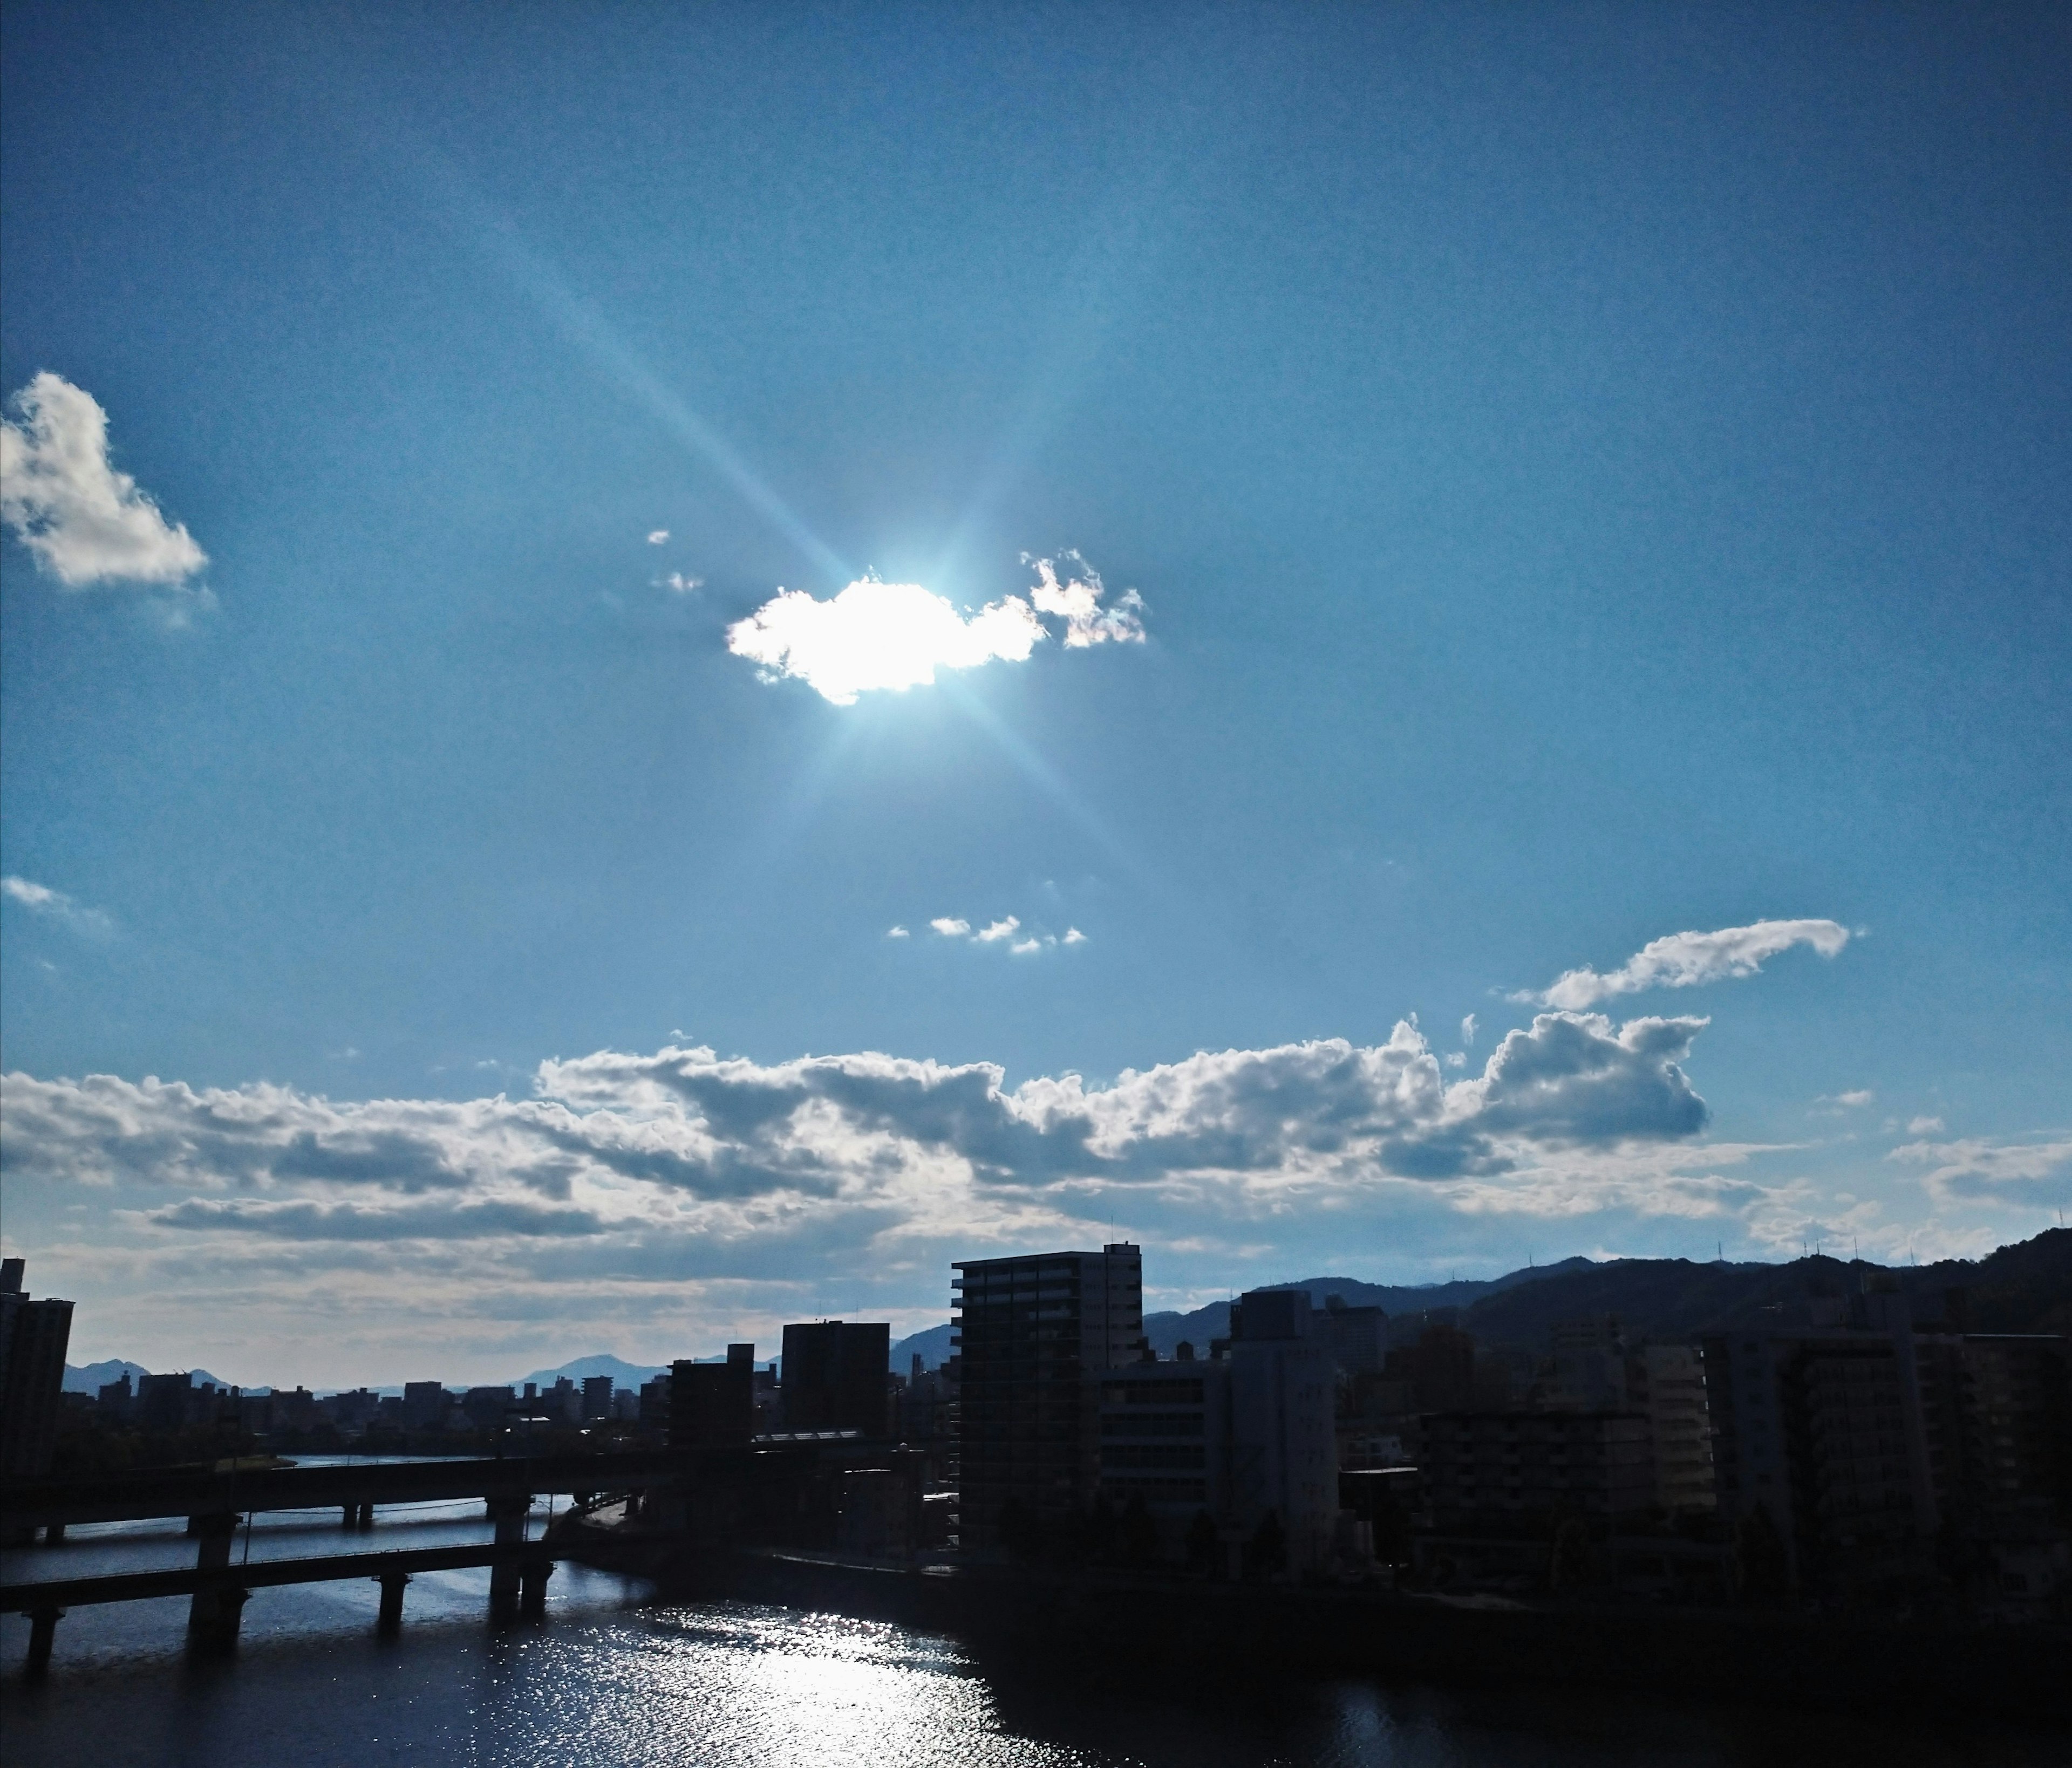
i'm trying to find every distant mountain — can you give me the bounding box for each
[513,1354,670,1392]
[882,1232,2072,1369]
[63,1360,231,1394]
[891,1322,956,1372]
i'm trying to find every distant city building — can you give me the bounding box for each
[403,1381,452,1430]
[953,1244,1142,1553]
[670,1344,756,1450]
[1420,1410,1655,1531]
[96,1370,135,1421]
[1227,1288,1340,1578]
[1096,1287,1341,1579]
[582,1375,614,1421]
[1706,1283,2070,1601]
[781,1321,891,1437]
[1632,1344,1716,1514]
[0,1260,73,1478]
[136,1371,197,1433]
[1312,1294,1389,1380]
[462,1385,516,1433]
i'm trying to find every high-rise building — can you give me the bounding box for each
[1228,1288,1340,1577]
[670,1343,756,1450]
[1632,1344,1716,1514]
[0,1260,73,1478]
[582,1375,614,1421]
[781,1321,890,1436]
[953,1244,1142,1552]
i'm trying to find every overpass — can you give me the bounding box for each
[0,1450,687,1678]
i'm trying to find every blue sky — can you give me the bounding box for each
[2,3,2067,1384]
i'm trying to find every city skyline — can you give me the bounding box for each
[4,5,2069,1387]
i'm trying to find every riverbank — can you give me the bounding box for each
[567,1528,2070,1728]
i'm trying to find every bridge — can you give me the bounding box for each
[0,1450,686,1678]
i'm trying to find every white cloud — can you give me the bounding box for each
[1461,1014,1478,1048]
[929,918,970,937]
[1815,1089,1875,1110]
[1011,938,1043,955]
[1063,928,1087,945]
[1024,552,1147,649]
[1445,1052,1467,1069]
[647,530,670,544]
[726,557,1144,705]
[1907,1115,1945,1135]
[1,876,114,939]
[885,925,910,939]
[663,572,703,593]
[1889,1136,2072,1206]
[1529,919,1850,1010]
[1,373,207,588]
[974,917,1020,944]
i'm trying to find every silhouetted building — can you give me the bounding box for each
[136,1371,196,1433]
[670,1343,756,1450]
[0,1260,73,1478]
[97,1370,135,1420]
[1386,1322,1477,1412]
[403,1381,452,1430]
[1421,1410,1655,1531]
[781,1321,891,1436]
[1229,1287,1340,1576]
[1099,1357,1228,1529]
[582,1375,614,1421]
[462,1385,516,1433]
[1632,1344,1716,1514]
[953,1244,1142,1553]
[1313,1294,1389,1382]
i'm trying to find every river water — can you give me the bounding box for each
[0,1479,2054,1767]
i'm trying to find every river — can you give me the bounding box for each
[0,1478,2054,1766]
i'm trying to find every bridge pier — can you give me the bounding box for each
[486,1496,530,1626]
[43,1523,65,1546]
[357,1501,374,1531]
[519,1557,552,1621]
[186,1513,247,1655]
[24,1606,63,1682]
[375,1572,410,1636]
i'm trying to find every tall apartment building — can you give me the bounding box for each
[670,1344,757,1450]
[953,1243,1141,1552]
[781,1320,891,1436]
[1632,1343,1717,1514]
[0,1259,73,1479]
[1703,1289,1945,1592]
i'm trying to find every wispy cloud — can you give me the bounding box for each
[1889,1136,2072,1206]
[1,876,114,940]
[646,529,669,544]
[1,374,207,589]
[1814,1089,1875,1111]
[1907,1115,1945,1135]
[662,572,702,593]
[1461,1014,1478,1048]
[885,925,910,939]
[726,556,1144,705]
[1525,919,1850,1010]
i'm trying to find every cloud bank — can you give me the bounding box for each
[1,373,207,588]
[726,556,1144,705]
[1530,919,1850,1009]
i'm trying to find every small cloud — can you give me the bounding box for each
[726,556,1144,705]
[1461,1014,1478,1048]
[1907,1115,1945,1135]
[885,925,910,939]
[1527,919,1850,1010]
[1010,938,1042,955]
[1445,1052,1467,1069]
[1,373,208,589]
[930,918,970,937]
[1816,1090,1875,1109]
[663,572,703,593]
[974,917,1021,944]
[331,1047,361,1062]
[1062,927,1087,945]
[1,875,114,939]
[647,530,670,544]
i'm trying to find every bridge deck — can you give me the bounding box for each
[0,1540,589,1613]
[0,1450,686,1530]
